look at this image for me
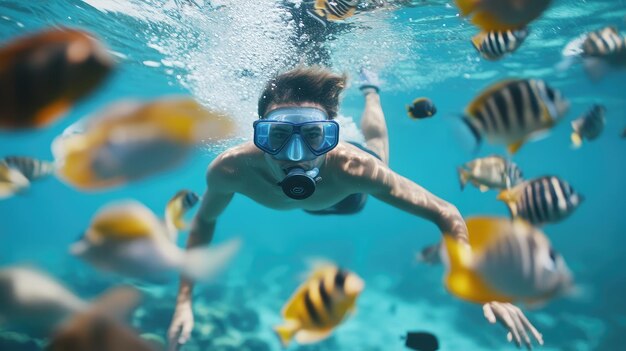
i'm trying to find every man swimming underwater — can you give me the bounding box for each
[168,66,543,349]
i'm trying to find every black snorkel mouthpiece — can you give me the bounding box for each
[278,167,320,200]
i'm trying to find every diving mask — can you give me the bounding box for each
[253,107,339,162]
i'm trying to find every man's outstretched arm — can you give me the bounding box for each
[168,161,234,347]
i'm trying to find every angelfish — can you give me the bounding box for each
[274,265,364,347]
[458,155,523,192]
[439,217,573,305]
[71,200,240,283]
[0,267,139,339]
[570,104,606,148]
[462,79,569,154]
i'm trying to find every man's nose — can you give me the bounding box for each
[286,134,305,161]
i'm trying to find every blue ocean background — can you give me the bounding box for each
[1,0,626,350]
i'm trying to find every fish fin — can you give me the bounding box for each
[479,185,490,192]
[181,238,241,282]
[457,167,469,191]
[466,216,515,252]
[34,99,71,128]
[507,140,524,155]
[90,286,142,321]
[471,31,488,51]
[471,11,513,31]
[273,319,300,348]
[461,117,483,153]
[407,105,416,119]
[443,221,513,304]
[295,328,334,345]
[455,0,480,16]
[571,132,583,149]
[496,189,520,217]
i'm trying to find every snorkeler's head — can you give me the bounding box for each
[257,65,347,120]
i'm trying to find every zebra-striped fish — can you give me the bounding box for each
[462,79,569,154]
[472,28,529,60]
[313,0,359,22]
[165,190,200,236]
[274,265,364,347]
[458,155,523,192]
[497,176,583,226]
[0,157,55,199]
[0,28,114,129]
[582,27,626,58]
[571,104,606,148]
[440,216,573,305]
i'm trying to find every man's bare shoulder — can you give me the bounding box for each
[207,142,262,185]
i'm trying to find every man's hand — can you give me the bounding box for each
[483,302,544,350]
[168,300,194,349]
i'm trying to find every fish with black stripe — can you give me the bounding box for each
[571,104,606,148]
[458,155,523,192]
[0,28,114,129]
[471,28,529,61]
[0,156,55,199]
[462,79,569,154]
[497,176,583,226]
[274,265,364,347]
[313,0,359,22]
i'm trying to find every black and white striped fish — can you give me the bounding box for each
[463,79,570,154]
[458,155,523,192]
[497,176,583,226]
[1,156,55,181]
[472,28,529,61]
[313,0,359,22]
[582,27,626,58]
[274,265,364,347]
[571,104,606,148]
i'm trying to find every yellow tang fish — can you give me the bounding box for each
[52,97,235,190]
[313,0,359,22]
[0,28,114,129]
[455,0,552,31]
[462,79,569,154]
[274,265,364,347]
[441,217,573,305]
[165,189,200,239]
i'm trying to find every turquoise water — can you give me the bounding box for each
[1,0,626,350]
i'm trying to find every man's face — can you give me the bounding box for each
[261,102,329,173]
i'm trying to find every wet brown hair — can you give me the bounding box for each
[257,66,347,119]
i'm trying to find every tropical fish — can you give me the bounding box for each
[497,176,583,226]
[51,97,235,190]
[71,200,241,283]
[165,190,200,238]
[0,28,114,129]
[313,0,359,22]
[455,0,552,31]
[0,163,29,199]
[0,156,55,199]
[407,98,437,119]
[47,285,155,351]
[471,28,529,60]
[462,79,569,154]
[274,265,364,347]
[440,216,573,305]
[403,331,439,351]
[580,27,626,80]
[0,267,138,339]
[571,104,606,148]
[458,155,523,192]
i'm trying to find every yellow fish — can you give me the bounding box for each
[274,265,364,347]
[455,0,552,31]
[0,28,114,129]
[165,189,200,239]
[52,97,235,190]
[313,0,359,22]
[440,217,573,305]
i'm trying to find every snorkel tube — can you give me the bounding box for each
[278,167,321,200]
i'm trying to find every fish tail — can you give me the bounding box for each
[571,131,583,149]
[471,31,487,52]
[181,238,241,282]
[457,167,469,191]
[497,189,519,217]
[455,0,480,16]
[273,321,299,348]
